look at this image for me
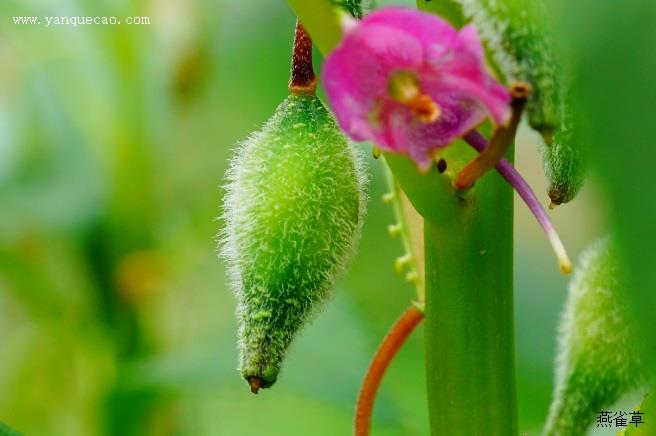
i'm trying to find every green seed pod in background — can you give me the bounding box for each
[539,103,587,206]
[221,93,366,392]
[620,393,654,435]
[332,0,369,18]
[544,238,646,435]
[420,0,587,204]
[0,422,21,436]
[453,0,561,137]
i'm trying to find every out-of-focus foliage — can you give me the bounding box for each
[553,0,656,391]
[0,421,21,436]
[545,238,645,435]
[1,0,605,434]
[621,393,654,436]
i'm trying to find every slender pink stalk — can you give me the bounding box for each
[464,130,572,274]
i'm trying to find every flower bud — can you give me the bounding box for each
[545,238,645,435]
[221,94,366,392]
[540,113,586,206]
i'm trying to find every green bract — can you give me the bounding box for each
[221,94,366,390]
[545,238,645,435]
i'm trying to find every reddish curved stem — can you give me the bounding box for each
[354,305,424,436]
[455,83,529,190]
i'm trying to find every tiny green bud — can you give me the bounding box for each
[540,105,587,205]
[221,94,366,392]
[544,238,645,435]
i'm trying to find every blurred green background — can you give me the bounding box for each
[0,0,615,434]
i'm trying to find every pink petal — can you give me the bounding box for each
[362,7,458,49]
[323,22,423,142]
[321,7,512,165]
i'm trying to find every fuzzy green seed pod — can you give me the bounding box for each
[453,0,561,136]
[544,238,645,435]
[332,0,369,18]
[539,105,587,205]
[419,0,586,204]
[221,93,366,392]
[0,422,21,436]
[621,393,654,435]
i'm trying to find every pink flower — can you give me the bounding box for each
[322,7,511,169]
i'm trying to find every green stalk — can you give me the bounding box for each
[386,138,517,435]
[283,3,518,432]
[423,207,515,434]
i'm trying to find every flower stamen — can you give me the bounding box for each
[388,71,441,123]
[408,94,441,123]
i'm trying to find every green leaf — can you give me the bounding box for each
[416,0,465,27]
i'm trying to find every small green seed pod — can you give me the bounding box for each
[332,0,368,18]
[539,105,587,205]
[419,0,587,203]
[221,93,366,392]
[0,422,21,436]
[544,238,645,435]
[621,393,654,435]
[453,0,561,136]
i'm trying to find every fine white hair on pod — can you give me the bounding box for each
[544,237,646,435]
[218,93,367,392]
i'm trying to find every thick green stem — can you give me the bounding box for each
[424,145,516,435]
[386,138,517,435]
[283,3,518,432]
